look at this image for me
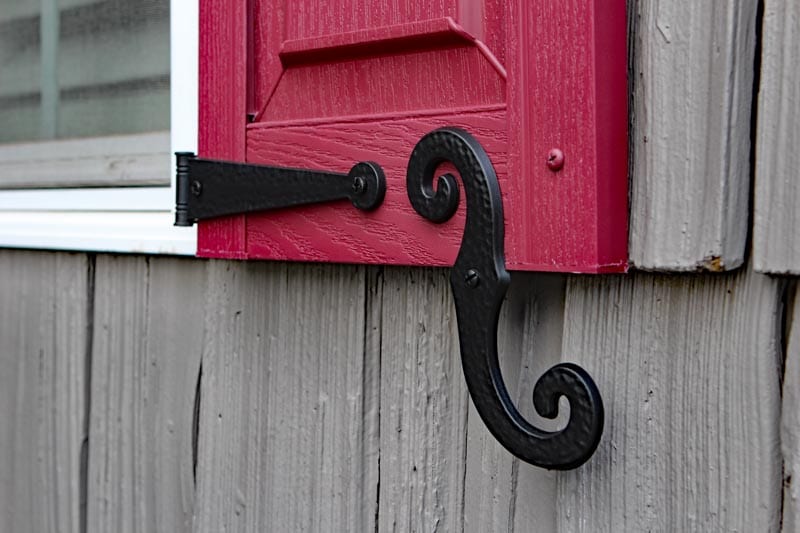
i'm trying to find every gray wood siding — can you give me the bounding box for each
[3,0,800,530]
[0,250,88,533]
[754,0,800,274]
[557,268,784,532]
[193,262,379,532]
[783,285,800,533]
[377,268,467,532]
[87,256,203,533]
[629,1,757,271]
[0,252,791,531]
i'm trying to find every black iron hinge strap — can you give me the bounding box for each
[174,152,386,226]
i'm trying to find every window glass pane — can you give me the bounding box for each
[0,0,169,144]
[0,4,41,142]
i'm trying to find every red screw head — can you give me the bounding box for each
[546,148,565,171]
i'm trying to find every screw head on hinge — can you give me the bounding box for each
[190,180,203,196]
[351,176,367,196]
[464,269,481,288]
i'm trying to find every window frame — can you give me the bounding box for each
[0,0,198,255]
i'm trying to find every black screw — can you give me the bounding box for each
[190,180,202,196]
[352,176,367,196]
[464,269,480,288]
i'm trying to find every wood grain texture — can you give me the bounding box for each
[282,0,458,40]
[782,285,800,533]
[629,1,757,271]
[198,0,247,163]
[86,255,204,533]
[463,272,565,533]
[197,0,248,258]
[753,0,800,274]
[279,17,483,65]
[377,268,566,532]
[0,250,88,533]
[193,261,379,532]
[244,109,506,267]
[200,0,629,273]
[507,0,628,271]
[265,45,504,121]
[377,267,468,532]
[557,268,783,532]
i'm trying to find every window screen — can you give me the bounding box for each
[0,0,169,144]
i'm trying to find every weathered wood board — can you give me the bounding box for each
[464,272,566,533]
[191,264,570,531]
[754,0,800,275]
[782,284,800,533]
[193,262,380,532]
[86,255,204,533]
[629,1,757,271]
[377,267,469,532]
[557,268,784,532]
[377,268,571,531]
[0,250,88,533]
[0,250,794,530]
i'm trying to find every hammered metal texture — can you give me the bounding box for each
[407,127,604,470]
[176,155,386,225]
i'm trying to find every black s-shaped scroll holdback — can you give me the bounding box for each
[174,127,603,470]
[406,128,603,470]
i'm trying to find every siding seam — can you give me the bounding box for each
[79,253,96,533]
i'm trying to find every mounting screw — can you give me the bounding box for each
[352,175,367,195]
[191,180,202,196]
[464,269,480,288]
[546,148,565,171]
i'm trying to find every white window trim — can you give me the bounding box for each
[0,0,198,255]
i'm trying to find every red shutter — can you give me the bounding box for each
[197,0,628,273]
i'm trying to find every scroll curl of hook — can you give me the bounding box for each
[406,127,603,469]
